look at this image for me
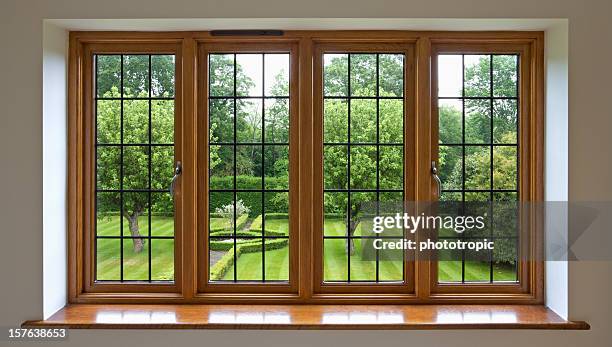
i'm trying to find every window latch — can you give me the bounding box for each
[169,161,182,197]
[431,160,442,199]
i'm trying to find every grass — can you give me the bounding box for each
[96,215,517,283]
[96,215,174,281]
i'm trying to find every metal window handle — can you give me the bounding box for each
[431,160,442,199]
[169,161,182,197]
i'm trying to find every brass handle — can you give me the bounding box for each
[431,160,442,199]
[169,161,182,197]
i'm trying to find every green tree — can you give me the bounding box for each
[323,54,404,254]
[96,55,175,253]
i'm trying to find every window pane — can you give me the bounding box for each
[123,55,149,98]
[264,54,289,97]
[152,100,174,144]
[208,52,291,283]
[464,55,490,97]
[151,55,175,98]
[94,53,176,283]
[493,55,518,97]
[324,54,348,97]
[436,52,520,284]
[437,55,462,97]
[323,52,405,283]
[236,54,263,97]
[96,55,121,98]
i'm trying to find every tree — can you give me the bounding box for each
[96,55,175,253]
[323,54,404,254]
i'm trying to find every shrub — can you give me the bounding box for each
[208,238,289,280]
[209,214,249,233]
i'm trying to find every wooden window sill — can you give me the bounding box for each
[23,304,589,330]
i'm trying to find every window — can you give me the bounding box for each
[69,32,543,303]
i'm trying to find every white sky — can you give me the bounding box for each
[437,54,489,97]
[235,54,289,96]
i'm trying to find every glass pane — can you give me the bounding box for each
[209,54,234,97]
[324,146,347,190]
[151,100,174,144]
[324,54,348,97]
[96,192,120,237]
[493,146,518,190]
[209,98,234,144]
[436,52,520,286]
[264,146,289,190]
[349,146,377,189]
[324,239,348,281]
[493,99,518,144]
[95,53,175,283]
[379,99,403,144]
[151,55,175,97]
[236,54,263,97]
[96,100,120,144]
[323,52,405,284]
[121,192,149,238]
[265,192,289,234]
[350,99,377,143]
[493,55,518,97]
[464,246,491,283]
[236,239,264,281]
[123,100,149,144]
[236,145,262,189]
[350,238,377,281]
[439,145,462,190]
[465,99,491,144]
[493,239,518,282]
[236,99,262,143]
[379,54,404,97]
[350,54,377,97]
[438,99,462,144]
[324,99,348,143]
[96,55,121,98]
[96,146,120,190]
[464,146,491,190]
[264,98,289,143]
[122,146,149,189]
[210,192,234,232]
[96,239,120,281]
[151,146,173,190]
[208,53,291,283]
[438,247,463,282]
[379,146,403,190]
[324,192,348,237]
[464,55,491,97]
[151,192,174,237]
[123,238,149,281]
[123,55,149,98]
[437,55,462,97]
[209,145,234,190]
[151,239,174,281]
[264,54,289,97]
[264,241,289,281]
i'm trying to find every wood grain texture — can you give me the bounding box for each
[23,304,589,330]
[68,31,545,304]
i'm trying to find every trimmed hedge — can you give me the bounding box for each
[209,214,249,233]
[209,177,288,217]
[209,238,289,280]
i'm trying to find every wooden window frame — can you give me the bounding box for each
[68,31,544,304]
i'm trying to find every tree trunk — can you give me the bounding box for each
[345,211,359,255]
[126,213,145,253]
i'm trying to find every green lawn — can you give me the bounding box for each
[96,215,516,283]
[96,215,174,281]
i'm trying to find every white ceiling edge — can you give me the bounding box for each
[45,18,567,31]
